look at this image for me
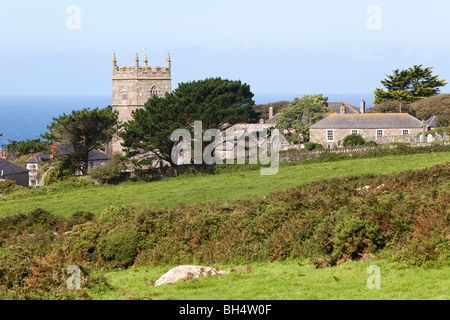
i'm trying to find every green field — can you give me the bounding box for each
[90,259,450,300]
[1,151,450,217]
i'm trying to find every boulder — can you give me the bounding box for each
[153,265,228,287]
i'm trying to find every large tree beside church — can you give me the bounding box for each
[120,77,259,169]
[374,65,447,105]
[42,106,119,175]
[276,94,330,143]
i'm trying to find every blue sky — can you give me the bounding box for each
[1,0,449,96]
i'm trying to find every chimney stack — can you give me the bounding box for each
[269,106,274,119]
[360,99,365,113]
[340,104,346,114]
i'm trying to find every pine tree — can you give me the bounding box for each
[374,65,447,105]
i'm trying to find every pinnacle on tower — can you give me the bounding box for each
[143,53,148,67]
[135,53,139,67]
[167,53,171,63]
[112,53,117,67]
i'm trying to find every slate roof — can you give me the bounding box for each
[425,116,439,129]
[88,149,111,161]
[265,113,280,124]
[327,101,361,114]
[25,152,51,164]
[310,113,423,129]
[264,101,360,124]
[0,158,29,176]
[52,145,111,161]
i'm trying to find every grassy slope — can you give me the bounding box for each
[90,259,450,300]
[1,151,450,217]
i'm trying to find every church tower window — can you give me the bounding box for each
[150,85,158,98]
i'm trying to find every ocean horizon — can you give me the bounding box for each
[0,93,375,145]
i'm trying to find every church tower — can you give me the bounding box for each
[111,52,172,154]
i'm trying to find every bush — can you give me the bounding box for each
[0,180,23,195]
[303,142,323,151]
[24,208,65,231]
[332,217,381,260]
[69,211,95,226]
[63,221,104,264]
[343,134,365,148]
[98,225,140,268]
[89,155,126,185]
[43,161,74,186]
[0,246,33,288]
[98,205,132,226]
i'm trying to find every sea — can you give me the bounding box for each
[0,93,375,147]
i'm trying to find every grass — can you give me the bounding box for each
[1,151,450,217]
[89,259,450,300]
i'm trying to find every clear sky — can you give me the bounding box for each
[1,0,449,96]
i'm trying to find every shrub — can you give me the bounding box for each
[89,155,126,185]
[24,208,66,231]
[69,211,95,226]
[43,161,74,186]
[98,225,140,268]
[343,134,365,148]
[0,180,24,195]
[98,205,132,226]
[63,221,104,264]
[332,217,381,260]
[303,142,323,151]
[0,246,33,288]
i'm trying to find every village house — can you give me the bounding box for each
[309,113,426,148]
[24,152,51,187]
[23,146,112,187]
[216,123,294,161]
[265,99,363,125]
[52,145,112,176]
[0,158,30,187]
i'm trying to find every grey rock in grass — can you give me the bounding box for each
[153,265,228,287]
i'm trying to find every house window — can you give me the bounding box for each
[376,130,383,137]
[402,129,409,135]
[351,130,358,135]
[327,130,334,142]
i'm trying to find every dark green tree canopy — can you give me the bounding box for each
[374,65,447,104]
[276,94,330,143]
[42,106,118,174]
[120,77,259,167]
[2,139,51,158]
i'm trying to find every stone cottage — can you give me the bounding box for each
[309,113,424,148]
[0,158,30,187]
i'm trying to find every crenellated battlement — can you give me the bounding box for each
[112,52,171,79]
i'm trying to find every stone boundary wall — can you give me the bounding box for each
[280,140,450,163]
[367,132,448,144]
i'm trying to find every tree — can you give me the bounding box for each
[42,106,118,175]
[367,100,414,115]
[4,139,51,157]
[276,94,330,143]
[410,94,450,125]
[374,65,447,105]
[120,78,259,168]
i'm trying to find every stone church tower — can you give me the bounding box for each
[110,52,172,154]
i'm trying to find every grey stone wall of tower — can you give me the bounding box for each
[110,52,172,154]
